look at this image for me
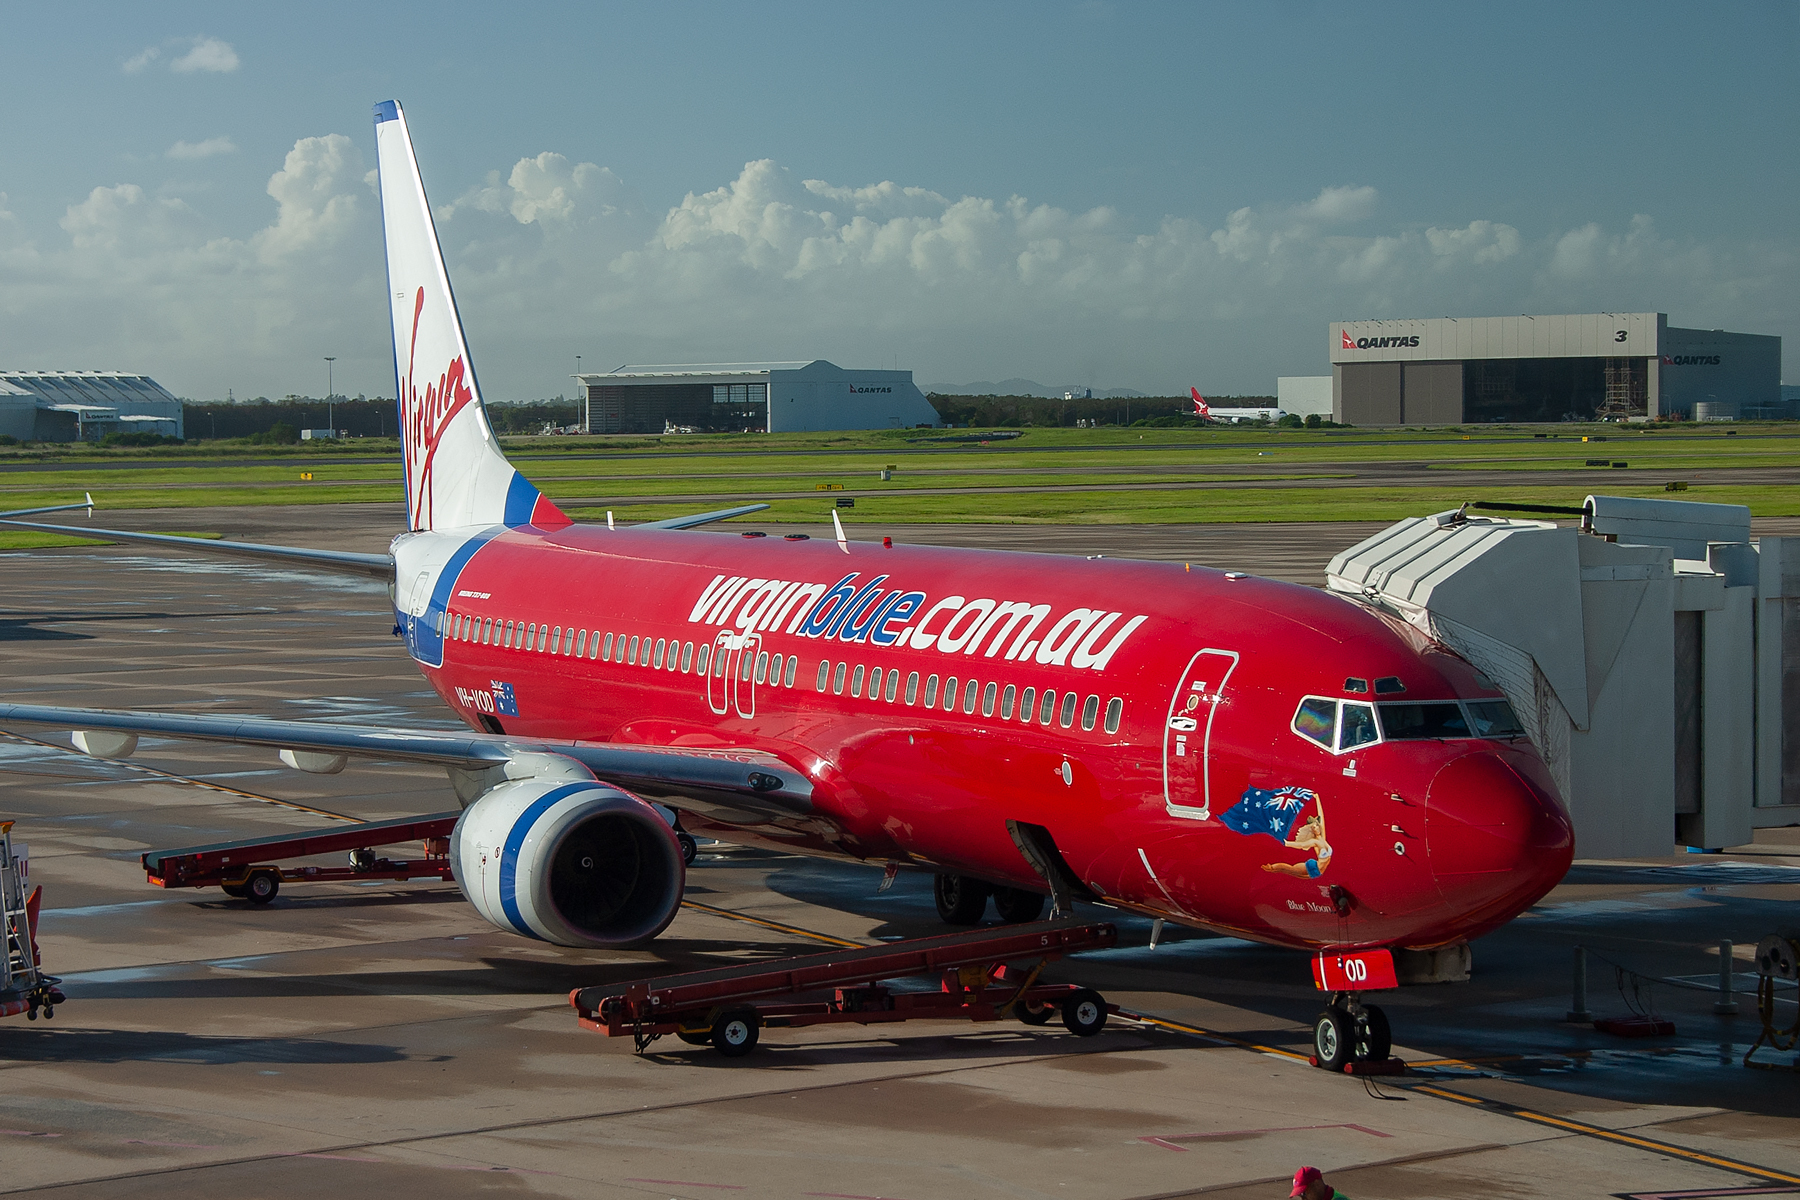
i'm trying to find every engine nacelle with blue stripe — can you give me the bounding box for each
[451,777,684,948]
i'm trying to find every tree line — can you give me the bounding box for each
[925,393,1277,428]
[180,397,581,441]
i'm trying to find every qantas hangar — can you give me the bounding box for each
[1330,313,1782,424]
[575,361,941,434]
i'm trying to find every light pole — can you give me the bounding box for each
[324,357,336,436]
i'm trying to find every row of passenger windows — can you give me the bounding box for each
[815,659,1124,735]
[443,611,810,688]
[1292,695,1525,754]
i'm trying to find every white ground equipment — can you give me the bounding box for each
[1,821,62,1020]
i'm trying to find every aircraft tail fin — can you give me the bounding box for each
[373,100,567,534]
[1189,387,1209,418]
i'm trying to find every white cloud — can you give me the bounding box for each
[1,144,1789,402]
[171,36,238,73]
[167,137,237,160]
[123,35,238,76]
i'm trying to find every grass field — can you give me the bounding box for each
[0,423,1791,527]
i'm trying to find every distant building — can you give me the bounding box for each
[1276,376,1333,419]
[1329,314,1781,423]
[574,361,940,434]
[0,371,184,441]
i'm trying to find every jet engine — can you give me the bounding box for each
[450,776,684,948]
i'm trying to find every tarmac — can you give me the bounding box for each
[1,506,1798,1199]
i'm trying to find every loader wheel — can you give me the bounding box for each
[712,1009,761,1058]
[1061,989,1107,1036]
[245,871,280,905]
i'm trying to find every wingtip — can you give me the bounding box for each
[374,99,400,124]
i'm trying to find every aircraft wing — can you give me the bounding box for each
[0,702,815,824]
[634,503,770,531]
[0,520,395,581]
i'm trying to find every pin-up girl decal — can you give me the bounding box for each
[1217,785,1333,879]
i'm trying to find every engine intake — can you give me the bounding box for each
[451,778,684,948]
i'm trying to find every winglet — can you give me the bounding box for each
[832,508,849,553]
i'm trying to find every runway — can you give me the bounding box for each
[0,517,1797,1198]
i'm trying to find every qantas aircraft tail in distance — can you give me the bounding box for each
[1192,387,1287,424]
[0,100,1575,1071]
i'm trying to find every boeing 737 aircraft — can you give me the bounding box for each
[1192,387,1287,423]
[0,101,1572,1069]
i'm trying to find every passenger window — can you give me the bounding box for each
[817,660,830,691]
[526,623,536,648]
[1378,701,1467,740]
[1021,687,1036,722]
[944,677,959,711]
[1039,689,1056,725]
[651,638,664,668]
[695,644,710,674]
[1001,684,1016,719]
[756,651,770,684]
[832,662,847,694]
[502,621,512,648]
[962,679,978,713]
[575,630,586,657]
[680,641,693,673]
[629,635,640,665]
[1292,697,1337,748]
[1104,697,1123,734]
[602,632,613,661]
[905,671,920,705]
[1059,692,1077,728]
[980,682,996,717]
[784,656,797,688]
[1081,695,1099,731]
[924,674,940,706]
[884,669,898,702]
[851,664,865,697]
[1467,700,1524,738]
[1339,702,1379,749]
[551,626,561,653]
[740,653,754,682]
[481,618,492,645]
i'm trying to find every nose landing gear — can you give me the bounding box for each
[1311,992,1393,1072]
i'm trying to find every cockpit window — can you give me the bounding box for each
[1379,701,1469,740]
[1338,702,1379,750]
[1467,700,1525,738]
[1293,697,1336,747]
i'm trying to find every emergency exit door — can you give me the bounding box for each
[1163,648,1238,820]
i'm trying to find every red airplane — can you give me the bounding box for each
[0,101,1572,1069]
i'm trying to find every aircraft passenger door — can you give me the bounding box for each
[732,632,761,719]
[1163,648,1239,821]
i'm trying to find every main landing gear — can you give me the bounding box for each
[933,874,1046,926]
[1312,992,1391,1072]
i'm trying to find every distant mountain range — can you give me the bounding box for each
[924,378,1151,399]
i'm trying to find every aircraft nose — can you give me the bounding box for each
[1425,749,1573,912]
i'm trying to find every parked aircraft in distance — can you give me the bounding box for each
[0,101,1573,1071]
[1192,387,1287,423]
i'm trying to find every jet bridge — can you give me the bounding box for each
[1326,496,1796,858]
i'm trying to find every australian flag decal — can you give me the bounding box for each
[1218,786,1316,841]
[491,680,519,717]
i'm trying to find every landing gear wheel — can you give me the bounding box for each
[933,874,989,925]
[1061,988,1108,1037]
[221,883,247,899]
[1313,1009,1354,1071]
[1354,1004,1391,1062]
[1016,1000,1055,1026]
[675,1029,712,1046]
[991,887,1045,924]
[711,1009,761,1058]
[678,833,698,867]
[244,871,280,905]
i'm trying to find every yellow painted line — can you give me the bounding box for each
[1413,1085,1488,1105]
[677,899,864,949]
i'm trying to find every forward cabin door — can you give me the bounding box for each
[1163,648,1239,821]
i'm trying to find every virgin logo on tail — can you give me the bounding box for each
[1189,387,1210,418]
[400,286,476,529]
[1341,329,1357,350]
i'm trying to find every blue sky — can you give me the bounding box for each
[2,1,1793,401]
